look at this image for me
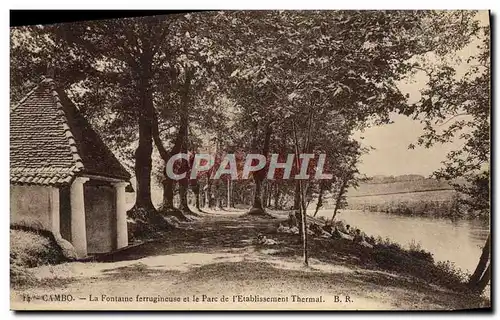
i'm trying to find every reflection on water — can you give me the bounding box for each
[313,209,490,273]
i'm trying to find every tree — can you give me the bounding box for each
[64,16,180,215]
[11,12,483,239]
[11,16,186,224]
[224,10,480,219]
[468,233,490,293]
[10,26,97,104]
[11,13,232,221]
[403,22,490,293]
[152,65,195,218]
[328,154,361,221]
[148,12,234,217]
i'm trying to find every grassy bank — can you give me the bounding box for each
[278,214,477,294]
[344,178,489,220]
[347,196,456,219]
[10,226,75,287]
[346,189,488,220]
[347,198,489,220]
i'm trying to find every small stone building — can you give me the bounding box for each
[10,77,132,258]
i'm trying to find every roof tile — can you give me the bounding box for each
[11,78,131,186]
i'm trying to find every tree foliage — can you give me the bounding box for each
[10,10,484,222]
[405,24,490,218]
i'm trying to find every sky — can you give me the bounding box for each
[354,114,465,177]
[353,11,489,178]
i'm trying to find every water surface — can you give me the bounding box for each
[313,209,489,273]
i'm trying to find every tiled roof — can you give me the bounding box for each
[10,78,131,186]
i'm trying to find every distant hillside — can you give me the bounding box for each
[367,174,426,184]
[348,175,453,198]
[343,175,458,219]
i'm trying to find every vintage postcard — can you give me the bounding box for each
[9,10,491,311]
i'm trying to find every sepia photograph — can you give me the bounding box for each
[8,9,491,311]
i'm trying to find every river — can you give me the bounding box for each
[313,209,490,273]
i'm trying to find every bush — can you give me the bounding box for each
[347,198,465,219]
[408,249,434,263]
[10,260,37,287]
[127,207,174,242]
[372,246,411,271]
[10,227,72,287]
[433,260,470,288]
[329,221,469,290]
[299,218,470,292]
[370,239,468,291]
[407,240,434,263]
[10,228,68,268]
[375,237,403,250]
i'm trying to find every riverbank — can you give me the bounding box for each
[11,209,490,311]
[316,209,489,274]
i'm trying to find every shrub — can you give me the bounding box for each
[433,260,470,287]
[10,227,72,288]
[371,241,467,291]
[376,237,403,250]
[408,239,422,251]
[307,218,470,292]
[408,249,434,263]
[127,207,174,241]
[10,228,67,268]
[407,239,434,263]
[10,261,37,287]
[347,198,465,219]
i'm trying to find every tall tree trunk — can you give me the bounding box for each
[249,179,264,213]
[128,48,173,229]
[132,58,156,214]
[178,161,193,216]
[248,122,273,216]
[274,186,280,209]
[177,69,194,216]
[162,174,175,210]
[204,183,211,208]
[292,121,308,266]
[153,117,184,217]
[292,108,314,243]
[213,183,219,209]
[301,183,308,214]
[134,116,155,212]
[192,182,201,211]
[227,179,232,209]
[152,68,194,218]
[294,182,302,236]
[331,178,349,222]
[474,263,491,294]
[262,181,269,209]
[313,183,325,217]
[298,181,308,266]
[469,233,491,291]
[267,182,273,207]
[179,183,190,214]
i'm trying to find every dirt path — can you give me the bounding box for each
[11,210,480,311]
